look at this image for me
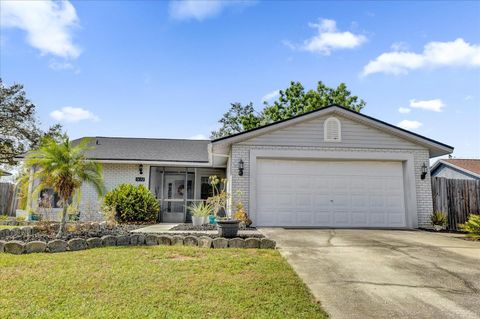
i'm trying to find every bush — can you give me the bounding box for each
[459,214,480,240]
[431,211,447,226]
[104,184,160,223]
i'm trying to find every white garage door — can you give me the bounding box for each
[256,159,406,228]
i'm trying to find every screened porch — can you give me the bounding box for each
[148,166,225,223]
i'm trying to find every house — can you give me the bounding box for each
[430,159,480,180]
[24,105,453,228]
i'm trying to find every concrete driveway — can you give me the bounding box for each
[260,229,480,319]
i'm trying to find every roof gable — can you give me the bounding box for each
[212,105,453,157]
[431,159,480,179]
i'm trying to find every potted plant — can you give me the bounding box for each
[188,201,212,227]
[233,192,252,228]
[431,211,447,231]
[207,176,240,238]
[67,203,81,221]
[28,211,41,221]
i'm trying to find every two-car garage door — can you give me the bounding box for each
[255,159,406,228]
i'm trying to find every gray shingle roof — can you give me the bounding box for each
[75,137,210,162]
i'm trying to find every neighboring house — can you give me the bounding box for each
[22,105,453,228]
[431,159,480,180]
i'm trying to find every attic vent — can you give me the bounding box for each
[324,117,341,142]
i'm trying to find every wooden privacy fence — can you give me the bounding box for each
[431,177,480,231]
[0,182,19,216]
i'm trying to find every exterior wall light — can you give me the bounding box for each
[139,164,143,175]
[238,159,244,176]
[421,162,428,180]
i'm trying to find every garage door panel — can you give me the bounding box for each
[255,159,406,228]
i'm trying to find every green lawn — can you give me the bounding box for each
[0,246,328,319]
[0,225,19,229]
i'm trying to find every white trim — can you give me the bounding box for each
[324,116,342,142]
[93,159,225,167]
[249,149,418,228]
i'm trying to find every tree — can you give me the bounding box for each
[26,137,105,238]
[0,79,64,165]
[211,81,366,139]
[210,103,261,139]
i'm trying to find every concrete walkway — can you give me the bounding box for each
[260,228,480,319]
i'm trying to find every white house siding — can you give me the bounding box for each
[231,145,433,228]
[432,165,477,180]
[241,113,423,150]
[79,163,150,221]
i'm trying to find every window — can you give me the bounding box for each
[324,117,341,142]
[200,177,213,200]
[38,189,62,208]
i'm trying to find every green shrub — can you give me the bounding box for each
[104,184,160,223]
[459,214,480,240]
[431,211,448,226]
[0,215,8,221]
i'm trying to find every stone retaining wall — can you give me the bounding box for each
[0,234,276,254]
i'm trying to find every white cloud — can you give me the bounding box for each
[291,19,366,55]
[50,107,99,123]
[409,99,445,112]
[169,0,254,21]
[398,107,411,114]
[48,59,80,74]
[465,95,473,101]
[189,134,208,140]
[362,38,480,76]
[0,0,81,59]
[390,42,409,51]
[262,90,280,102]
[397,120,422,130]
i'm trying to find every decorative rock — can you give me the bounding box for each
[0,228,10,238]
[102,235,117,246]
[129,234,143,245]
[244,238,260,249]
[21,226,33,236]
[26,241,47,253]
[157,235,172,246]
[4,241,25,254]
[9,228,21,236]
[171,235,184,246]
[145,234,159,246]
[228,238,245,248]
[86,237,103,248]
[197,236,213,248]
[137,233,146,245]
[47,240,68,253]
[68,238,87,251]
[183,236,198,246]
[116,235,130,246]
[90,222,100,232]
[212,237,228,249]
[0,240,6,252]
[260,238,276,249]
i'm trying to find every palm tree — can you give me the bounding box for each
[26,137,105,238]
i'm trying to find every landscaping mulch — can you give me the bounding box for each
[170,223,257,231]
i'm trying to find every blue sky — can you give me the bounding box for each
[1,0,479,159]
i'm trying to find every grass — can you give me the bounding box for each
[0,225,20,229]
[0,246,328,319]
